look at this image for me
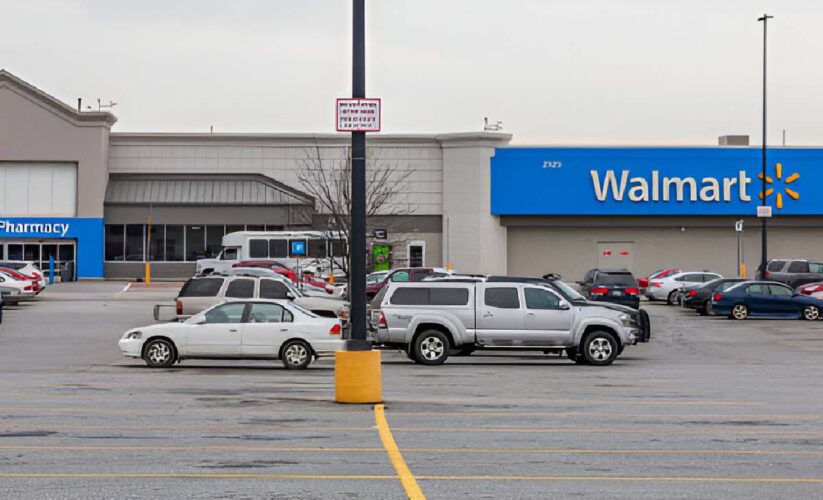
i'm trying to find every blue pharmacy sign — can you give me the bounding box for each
[290,240,306,256]
[491,147,823,216]
[0,217,104,278]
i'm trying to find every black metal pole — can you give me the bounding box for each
[348,0,370,350]
[758,13,772,277]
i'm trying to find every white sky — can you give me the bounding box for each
[1,0,820,145]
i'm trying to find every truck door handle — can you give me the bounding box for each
[229,329,238,333]
[527,312,535,316]
[482,312,494,318]
[280,328,289,332]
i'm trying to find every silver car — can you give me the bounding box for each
[646,271,722,304]
[372,281,643,366]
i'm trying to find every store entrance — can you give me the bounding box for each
[1,239,76,279]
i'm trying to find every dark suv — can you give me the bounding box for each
[758,259,823,288]
[578,268,640,309]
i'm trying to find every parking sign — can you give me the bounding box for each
[290,240,306,256]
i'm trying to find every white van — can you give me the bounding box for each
[195,231,346,276]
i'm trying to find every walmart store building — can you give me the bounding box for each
[3,70,823,281]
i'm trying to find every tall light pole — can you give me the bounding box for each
[758,13,773,276]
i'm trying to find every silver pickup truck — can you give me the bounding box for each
[370,280,648,366]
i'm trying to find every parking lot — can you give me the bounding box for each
[1,282,823,499]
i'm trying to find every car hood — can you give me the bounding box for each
[575,299,637,315]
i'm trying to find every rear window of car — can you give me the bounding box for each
[767,260,787,272]
[788,261,810,273]
[595,272,635,286]
[485,287,520,309]
[260,279,289,299]
[225,279,255,298]
[179,278,224,297]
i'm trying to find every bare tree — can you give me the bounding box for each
[295,143,414,276]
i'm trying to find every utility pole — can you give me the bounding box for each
[334,0,382,404]
[758,13,773,277]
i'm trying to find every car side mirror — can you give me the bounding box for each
[286,292,295,300]
[559,300,571,310]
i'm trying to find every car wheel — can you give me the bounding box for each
[731,304,749,320]
[698,306,709,316]
[143,339,176,368]
[802,305,820,321]
[581,331,619,366]
[281,340,312,369]
[666,291,679,305]
[413,330,450,366]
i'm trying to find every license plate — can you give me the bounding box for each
[612,291,623,296]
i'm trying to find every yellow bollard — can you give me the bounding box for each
[144,262,151,284]
[740,263,746,278]
[334,350,382,404]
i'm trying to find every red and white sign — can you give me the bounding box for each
[602,249,612,257]
[336,98,381,132]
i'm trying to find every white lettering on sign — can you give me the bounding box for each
[591,170,752,203]
[336,98,381,132]
[0,220,69,237]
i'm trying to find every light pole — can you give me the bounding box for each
[758,13,773,276]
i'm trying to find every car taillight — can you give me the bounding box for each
[625,287,639,295]
[638,279,649,287]
[590,287,609,295]
[379,312,387,327]
[687,290,698,297]
[176,300,182,316]
[24,285,33,291]
[713,293,723,301]
[764,270,770,278]
[651,281,663,287]
[801,284,823,295]
[329,324,342,335]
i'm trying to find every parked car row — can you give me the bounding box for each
[0,260,47,305]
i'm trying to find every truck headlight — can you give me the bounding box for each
[125,331,142,340]
[619,314,631,327]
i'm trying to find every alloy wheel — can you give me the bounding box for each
[804,306,819,321]
[587,338,612,361]
[147,342,171,364]
[285,343,309,366]
[420,336,445,361]
[732,305,748,320]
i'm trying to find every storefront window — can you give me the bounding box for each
[105,225,125,261]
[205,225,224,258]
[7,244,23,261]
[125,225,144,261]
[186,225,206,261]
[308,239,327,258]
[265,225,284,231]
[246,225,264,231]
[165,225,184,261]
[225,225,244,235]
[58,244,74,262]
[147,225,165,261]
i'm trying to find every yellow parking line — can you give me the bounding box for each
[1,444,821,457]
[0,472,819,484]
[0,472,393,480]
[415,475,823,484]
[374,404,426,500]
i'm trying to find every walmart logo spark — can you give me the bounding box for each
[758,163,800,210]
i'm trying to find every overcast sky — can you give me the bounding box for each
[1,0,820,145]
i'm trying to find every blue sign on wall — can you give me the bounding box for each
[290,240,306,256]
[0,217,104,278]
[491,147,823,216]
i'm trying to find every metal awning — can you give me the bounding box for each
[105,174,313,206]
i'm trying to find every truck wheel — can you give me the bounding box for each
[413,330,450,366]
[581,331,619,366]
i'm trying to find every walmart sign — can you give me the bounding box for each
[491,147,822,215]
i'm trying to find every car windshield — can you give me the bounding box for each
[595,273,635,286]
[552,280,586,301]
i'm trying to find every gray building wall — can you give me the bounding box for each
[505,216,823,281]
[0,70,114,218]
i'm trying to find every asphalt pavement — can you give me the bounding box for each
[0,282,822,499]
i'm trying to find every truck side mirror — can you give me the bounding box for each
[558,300,571,310]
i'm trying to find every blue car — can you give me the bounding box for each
[710,281,823,320]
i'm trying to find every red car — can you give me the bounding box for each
[232,260,297,283]
[637,268,681,294]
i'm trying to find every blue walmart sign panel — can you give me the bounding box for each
[0,217,103,278]
[491,147,823,216]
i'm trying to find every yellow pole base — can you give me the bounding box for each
[144,262,151,284]
[334,350,382,404]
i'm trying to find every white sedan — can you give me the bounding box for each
[646,271,723,304]
[119,299,345,369]
[0,271,36,303]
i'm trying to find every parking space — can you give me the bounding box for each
[1,285,823,498]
